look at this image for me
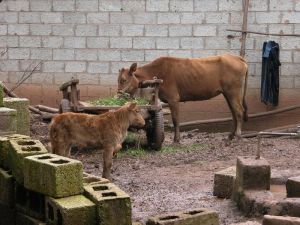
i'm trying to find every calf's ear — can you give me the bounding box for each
[128,102,137,110]
[129,63,137,75]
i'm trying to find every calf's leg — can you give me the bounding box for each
[223,94,237,140]
[102,146,114,180]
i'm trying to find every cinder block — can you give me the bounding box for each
[121,24,144,37]
[8,139,48,184]
[75,49,98,61]
[75,25,97,36]
[156,38,179,49]
[65,61,86,73]
[15,183,46,221]
[0,134,30,169]
[46,195,96,225]
[4,97,30,136]
[0,167,14,207]
[213,166,236,199]
[0,107,17,135]
[84,182,131,225]
[157,13,180,24]
[64,12,86,24]
[110,37,132,48]
[24,153,83,198]
[16,213,46,225]
[8,24,29,35]
[83,172,110,186]
[263,215,300,225]
[286,176,300,197]
[146,208,219,225]
[236,156,271,191]
[19,36,41,48]
[279,198,300,217]
[53,49,75,61]
[0,203,16,225]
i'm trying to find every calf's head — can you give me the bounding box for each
[118,63,139,96]
[124,102,145,128]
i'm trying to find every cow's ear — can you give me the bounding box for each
[128,102,137,110]
[119,68,125,73]
[129,63,137,75]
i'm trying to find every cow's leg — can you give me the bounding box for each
[102,145,114,180]
[168,100,180,143]
[225,93,244,139]
[223,94,237,140]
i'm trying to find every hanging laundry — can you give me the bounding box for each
[261,41,281,106]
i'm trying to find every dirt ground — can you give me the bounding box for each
[30,114,300,225]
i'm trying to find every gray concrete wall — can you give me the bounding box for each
[0,0,300,116]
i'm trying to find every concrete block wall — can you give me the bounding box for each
[1,0,300,120]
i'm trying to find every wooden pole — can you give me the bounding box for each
[240,0,250,58]
[227,28,300,37]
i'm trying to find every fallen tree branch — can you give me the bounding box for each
[35,105,59,114]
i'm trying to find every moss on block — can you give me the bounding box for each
[8,139,48,184]
[3,97,30,135]
[16,213,46,225]
[24,153,83,198]
[146,208,219,225]
[46,195,96,225]
[0,107,17,135]
[0,134,30,169]
[0,167,14,208]
[0,82,4,107]
[0,203,16,225]
[84,182,132,225]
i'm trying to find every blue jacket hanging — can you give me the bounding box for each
[261,41,281,106]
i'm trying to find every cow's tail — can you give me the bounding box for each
[242,63,248,122]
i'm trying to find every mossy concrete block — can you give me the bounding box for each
[236,156,271,191]
[0,82,4,107]
[213,166,236,199]
[24,153,83,198]
[146,208,219,225]
[0,134,30,169]
[0,167,14,208]
[4,97,30,136]
[83,172,110,186]
[84,182,131,225]
[286,176,300,198]
[46,195,96,225]
[15,183,46,221]
[16,213,46,225]
[0,107,17,135]
[8,139,48,184]
[263,215,300,225]
[0,203,16,225]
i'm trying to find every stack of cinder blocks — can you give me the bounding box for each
[0,135,133,225]
[213,156,300,224]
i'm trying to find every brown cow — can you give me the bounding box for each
[49,102,145,180]
[118,54,248,142]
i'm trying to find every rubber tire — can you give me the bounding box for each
[146,110,165,150]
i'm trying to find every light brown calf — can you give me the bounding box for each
[49,102,145,180]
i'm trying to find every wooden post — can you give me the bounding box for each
[240,0,250,58]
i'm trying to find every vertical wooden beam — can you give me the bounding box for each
[240,0,250,58]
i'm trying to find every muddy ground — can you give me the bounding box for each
[31,114,300,225]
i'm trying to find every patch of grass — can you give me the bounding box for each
[118,142,206,158]
[88,94,149,106]
[161,143,205,154]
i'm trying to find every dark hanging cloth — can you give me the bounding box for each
[261,41,281,106]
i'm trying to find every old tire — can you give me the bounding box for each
[146,110,165,150]
[59,99,71,113]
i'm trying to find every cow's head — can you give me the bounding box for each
[118,63,139,96]
[125,102,145,128]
